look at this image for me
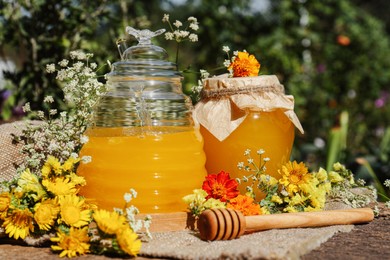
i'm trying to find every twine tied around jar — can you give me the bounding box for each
[193,75,304,141]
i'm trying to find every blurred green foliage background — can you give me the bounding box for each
[0,0,389,194]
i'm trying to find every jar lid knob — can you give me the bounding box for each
[126,27,166,45]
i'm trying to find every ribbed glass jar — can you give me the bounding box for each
[77,28,207,213]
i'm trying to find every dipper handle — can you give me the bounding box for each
[197,207,374,241]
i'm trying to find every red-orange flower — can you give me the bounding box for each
[337,35,350,46]
[228,51,260,77]
[202,171,239,202]
[227,195,262,216]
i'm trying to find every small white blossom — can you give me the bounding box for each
[223,59,231,67]
[49,109,57,115]
[222,46,230,53]
[58,59,69,67]
[384,179,390,188]
[173,20,183,28]
[124,193,132,203]
[37,110,45,119]
[162,14,170,22]
[189,23,199,31]
[188,16,197,22]
[189,33,198,42]
[237,162,244,169]
[90,62,97,69]
[165,32,174,40]
[200,69,210,79]
[43,95,54,103]
[263,157,270,162]
[244,149,251,156]
[46,64,55,73]
[257,149,265,155]
[247,158,254,164]
[81,155,92,164]
[22,102,31,113]
[80,135,89,144]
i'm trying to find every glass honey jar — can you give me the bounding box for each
[194,75,303,197]
[77,27,207,213]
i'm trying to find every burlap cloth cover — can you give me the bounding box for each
[0,121,355,259]
[0,121,27,182]
[194,75,304,141]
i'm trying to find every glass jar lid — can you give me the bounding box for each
[109,27,179,77]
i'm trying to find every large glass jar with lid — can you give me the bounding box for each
[77,27,207,213]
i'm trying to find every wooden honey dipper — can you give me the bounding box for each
[197,207,374,241]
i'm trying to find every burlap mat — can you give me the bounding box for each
[0,121,26,181]
[140,225,353,260]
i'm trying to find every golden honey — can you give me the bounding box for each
[201,109,295,193]
[77,126,207,213]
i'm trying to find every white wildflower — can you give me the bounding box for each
[80,135,89,144]
[162,14,170,22]
[223,59,231,67]
[173,20,183,28]
[165,32,174,40]
[189,33,198,42]
[188,16,197,22]
[189,23,199,31]
[237,162,244,170]
[257,149,265,155]
[81,155,92,164]
[43,95,54,103]
[200,69,209,79]
[124,193,132,203]
[37,111,45,119]
[58,59,69,67]
[22,102,31,113]
[244,149,251,156]
[384,179,390,188]
[263,157,270,162]
[222,46,230,53]
[46,64,55,73]
[90,62,97,69]
[49,109,57,116]
[247,158,254,164]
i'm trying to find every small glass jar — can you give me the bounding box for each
[77,27,207,213]
[194,75,303,197]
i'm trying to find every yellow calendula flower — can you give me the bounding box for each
[42,177,77,196]
[279,161,313,196]
[93,209,127,235]
[116,226,142,256]
[315,168,328,182]
[34,198,60,231]
[228,51,260,77]
[328,171,344,183]
[42,156,62,176]
[203,198,226,209]
[271,194,283,204]
[0,192,11,219]
[68,173,87,186]
[18,169,46,201]
[3,208,34,240]
[51,227,90,258]
[59,195,92,228]
[61,157,80,172]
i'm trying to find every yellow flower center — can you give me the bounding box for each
[212,183,226,198]
[289,173,301,184]
[62,205,80,225]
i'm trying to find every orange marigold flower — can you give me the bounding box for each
[202,171,239,202]
[228,51,260,77]
[337,35,350,46]
[227,195,262,216]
